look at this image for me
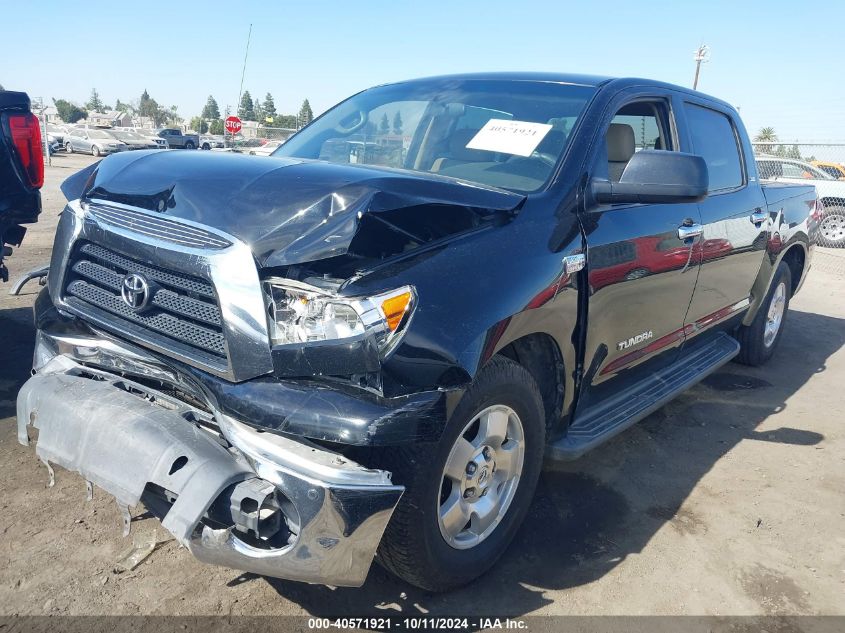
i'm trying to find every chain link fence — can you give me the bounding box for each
[749,142,845,272]
[751,142,845,179]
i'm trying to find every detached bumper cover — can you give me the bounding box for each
[17,357,403,587]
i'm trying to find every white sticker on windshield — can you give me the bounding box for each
[465,119,553,157]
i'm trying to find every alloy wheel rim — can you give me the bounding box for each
[763,282,787,347]
[819,215,844,242]
[437,404,525,550]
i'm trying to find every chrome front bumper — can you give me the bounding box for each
[17,334,403,587]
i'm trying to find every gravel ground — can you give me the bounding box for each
[0,153,843,619]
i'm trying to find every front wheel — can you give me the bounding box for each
[185,141,195,150]
[736,261,791,366]
[91,145,100,157]
[376,356,545,591]
[66,143,73,154]
[818,206,845,248]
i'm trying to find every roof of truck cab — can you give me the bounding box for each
[378,72,736,111]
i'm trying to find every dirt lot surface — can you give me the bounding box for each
[0,154,843,618]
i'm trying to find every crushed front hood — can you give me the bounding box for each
[62,150,524,267]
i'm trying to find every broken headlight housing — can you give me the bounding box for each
[263,278,416,354]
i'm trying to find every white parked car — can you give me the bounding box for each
[200,135,226,150]
[248,139,285,156]
[756,155,845,247]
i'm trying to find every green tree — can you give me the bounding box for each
[298,99,313,127]
[262,93,277,121]
[753,126,778,155]
[86,88,106,113]
[753,127,778,142]
[167,105,181,125]
[114,98,133,114]
[138,89,167,126]
[209,119,225,135]
[379,113,390,134]
[392,111,403,135]
[52,98,87,123]
[254,97,264,122]
[238,90,256,120]
[276,114,297,128]
[786,144,802,160]
[201,95,221,120]
[190,116,208,134]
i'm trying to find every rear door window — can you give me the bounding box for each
[684,103,744,192]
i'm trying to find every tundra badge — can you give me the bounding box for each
[617,331,654,350]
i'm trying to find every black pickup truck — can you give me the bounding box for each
[0,90,42,282]
[17,73,819,591]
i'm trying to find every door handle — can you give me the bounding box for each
[678,223,703,240]
[750,209,769,225]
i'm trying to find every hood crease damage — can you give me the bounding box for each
[62,151,526,270]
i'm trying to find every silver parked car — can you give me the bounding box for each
[107,130,160,150]
[200,135,225,150]
[65,128,127,156]
[132,129,169,149]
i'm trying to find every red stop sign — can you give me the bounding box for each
[224,116,242,135]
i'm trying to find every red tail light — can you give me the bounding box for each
[8,112,44,189]
[811,198,825,222]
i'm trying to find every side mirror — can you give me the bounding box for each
[592,150,709,205]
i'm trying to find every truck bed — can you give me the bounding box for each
[761,181,817,207]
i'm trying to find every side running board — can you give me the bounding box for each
[547,332,740,461]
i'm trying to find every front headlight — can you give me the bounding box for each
[264,279,415,353]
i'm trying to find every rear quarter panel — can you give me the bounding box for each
[743,182,815,323]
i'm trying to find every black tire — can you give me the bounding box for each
[185,141,195,150]
[736,261,791,366]
[376,356,545,592]
[91,145,100,157]
[201,143,210,150]
[818,205,845,248]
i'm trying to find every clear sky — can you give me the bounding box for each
[2,0,843,140]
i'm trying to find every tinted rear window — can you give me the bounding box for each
[684,103,744,192]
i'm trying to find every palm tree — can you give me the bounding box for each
[753,127,778,156]
[754,127,778,143]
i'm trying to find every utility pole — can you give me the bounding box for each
[34,97,51,167]
[693,44,710,90]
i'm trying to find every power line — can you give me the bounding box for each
[236,23,253,117]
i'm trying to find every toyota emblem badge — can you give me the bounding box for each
[121,273,151,310]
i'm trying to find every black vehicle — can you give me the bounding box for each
[17,73,818,591]
[0,90,42,282]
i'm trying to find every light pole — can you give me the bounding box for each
[693,44,710,90]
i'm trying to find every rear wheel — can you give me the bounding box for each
[185,141,195,150]
[376,356,545,591]
[818,206,845,248]
[736,261,791,366]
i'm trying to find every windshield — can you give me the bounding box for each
[274,79,596,193]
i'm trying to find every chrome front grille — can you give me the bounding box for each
[87,203,233,250]
[64,242,227,359]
